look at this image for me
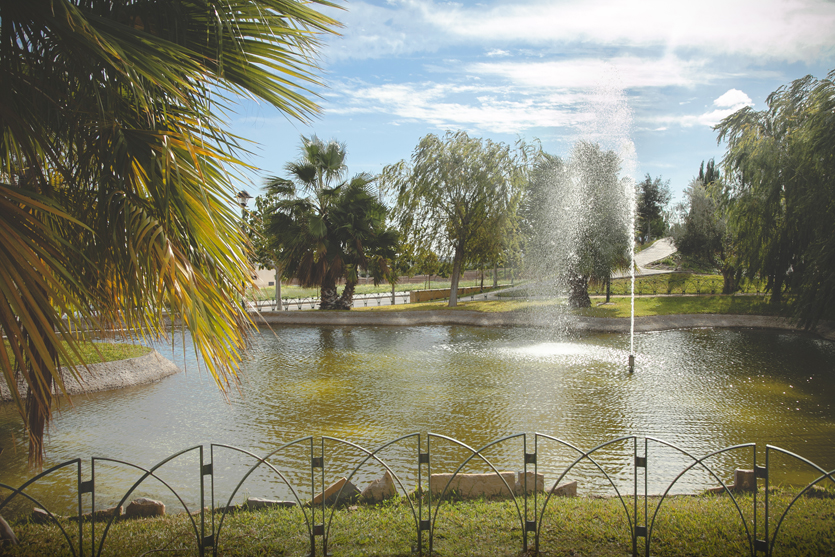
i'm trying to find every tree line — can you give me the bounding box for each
[671,71,835,328]
[256,71,835,332]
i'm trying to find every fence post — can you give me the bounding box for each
[633,438,648,557]
[523,435,536,553]
[418,435,431,556]
[200,446,213,557]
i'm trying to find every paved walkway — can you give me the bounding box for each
[613,237,677,278]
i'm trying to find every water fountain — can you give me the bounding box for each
[526,84,638,371]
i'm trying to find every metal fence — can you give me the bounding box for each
[247,289,496,311]
[1,434,833,556]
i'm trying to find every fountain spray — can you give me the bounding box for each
[629,178,636,372]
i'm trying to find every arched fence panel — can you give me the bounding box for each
[208,438,313,557]
[763,445,835,556]
[642,439,757,557]
[90,446,205,557]
[425,433,529,555]
[317,434,421,556]
[0,459,84,556]
[1,437,833,556]
[534,435,638,555]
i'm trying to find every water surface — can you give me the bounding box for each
[1,326,833,512]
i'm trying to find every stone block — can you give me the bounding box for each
[0,515,17,546]
[31,508,55,524]
[734,469,756,492]
[361,470,397,502]
[429,472,516,499]
[705,485,730,494]
[246,498,296,511]
[550,481,577,497]
[311,478,360,507]
[125,498,165,518]
[804,485,835,499]
[515,471,545,495]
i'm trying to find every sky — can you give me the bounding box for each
[230,0,835,205]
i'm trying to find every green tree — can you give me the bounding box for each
[267,137,398,310]
[716,71,835,325]
[0,0,338,465]
[698,158,721,185]
[382,131,531,307]
[247,192,284,310]
[635,174,671,244]
[672,178,724,262]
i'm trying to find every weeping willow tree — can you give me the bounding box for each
[716,71,835,326]
[0,0,339,466]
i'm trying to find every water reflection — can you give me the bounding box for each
[1,326,833,510]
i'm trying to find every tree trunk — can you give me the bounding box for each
[480,267,484,290]
[567,271,591,308]
[493,265,498,288]
[770,273,783,304]
[449,246,464,307]
[319,275,339,310]
[605,277,611,303]
[721,265,736,295]
[336,280,356,310]
[274,265,282,311]
[391,280,396,305]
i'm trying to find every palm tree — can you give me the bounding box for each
[0,1,339,466]
[266,137,398,309]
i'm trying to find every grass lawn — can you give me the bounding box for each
[3,341,151,368]
[356,294,786,319]
[4,490,833,556]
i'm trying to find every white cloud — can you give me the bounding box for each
[643,88,754,128]
[713,89,753,108]
[486,49,511,57]
[327,0,835,63]
[324,80,590,134]
[468,55,708,90]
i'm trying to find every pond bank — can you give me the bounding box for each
[256,310,835,341]
[0,349,180,402]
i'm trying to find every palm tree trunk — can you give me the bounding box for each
[320,276,339,310]
[337,280,356,310]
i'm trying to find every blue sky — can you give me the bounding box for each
[231,0,835,204]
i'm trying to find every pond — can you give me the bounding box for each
[1,325,834,514]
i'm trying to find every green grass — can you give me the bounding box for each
[3,490,833,556]
[578,295,785,318]
[498,273,768,298]
[3,341,151,368]
[357,294,785,318]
